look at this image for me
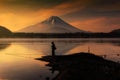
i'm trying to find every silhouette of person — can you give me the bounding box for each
[51,42,56,56]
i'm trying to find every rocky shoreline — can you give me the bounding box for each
[36,52,120,80]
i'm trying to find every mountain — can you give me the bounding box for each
[18,16,86,33]
[110,29,120,33]
[0,26,12,37]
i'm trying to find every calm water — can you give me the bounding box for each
[0,38,120,80]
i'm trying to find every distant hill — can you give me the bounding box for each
[110,29,120,34]
[0,26,12,37]
[18,16,86,33]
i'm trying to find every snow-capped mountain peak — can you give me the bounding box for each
[18,16,86,33]
[41,16,66,25]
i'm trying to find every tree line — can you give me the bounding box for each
[1,32,120,38]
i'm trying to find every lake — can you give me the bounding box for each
[0,38,120,80]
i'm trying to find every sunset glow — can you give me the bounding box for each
[0,0,120,32]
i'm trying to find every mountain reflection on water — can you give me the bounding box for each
[0,41,11,50]
[0,38,120,80]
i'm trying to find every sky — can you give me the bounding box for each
[0,0,120,32]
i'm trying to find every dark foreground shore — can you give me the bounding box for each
[36,52,120,80]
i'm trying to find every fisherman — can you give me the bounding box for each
[51,42,56,56]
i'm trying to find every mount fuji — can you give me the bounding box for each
[18,16,86,33]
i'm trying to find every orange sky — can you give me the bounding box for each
[0,0,120,32]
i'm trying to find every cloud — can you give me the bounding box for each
[62,0,120,17]
[0,0,120,15]
[0,0,71,12]
[0,13,37,31]
[0,1,83,31]
[71,17,120,32]
[59,0,120,32]
[34,1,84,20]
[0,0,119,32]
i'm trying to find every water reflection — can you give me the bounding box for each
[20,42,82,55]
[0,41,11,50]
[0,38,120,80]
